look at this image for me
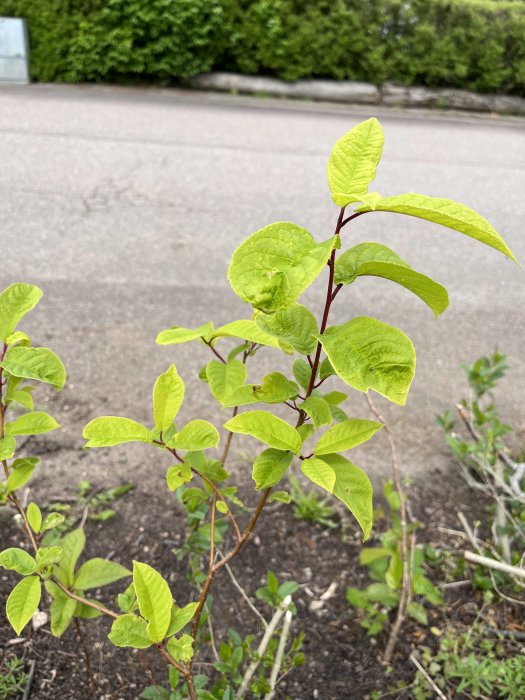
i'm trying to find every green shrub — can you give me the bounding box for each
[3,0,524,94]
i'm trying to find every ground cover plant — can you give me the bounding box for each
[0,118,517,698]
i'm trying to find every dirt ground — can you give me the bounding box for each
[2,450,521,700]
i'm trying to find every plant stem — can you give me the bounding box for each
[74,618,97,699]
[192,466,242,543]
[204,340,227,364]
[221,405,238,464]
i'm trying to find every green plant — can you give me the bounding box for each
[347,481,443,636]
[411,625,525,699]
[0,655,27,699]
[288,476,338,529]
[0,118,516,698]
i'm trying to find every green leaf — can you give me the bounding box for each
[300,397,332,429]
[0,548,36,575]
[318,454,373,539]
[5,411,60,436]
[169,420,220,451]
[0,283,42,342]
[153,365,185,432]
[293,359,311,390]
[74,558,130,591]
[269,490,291,504]
[5,331,30,346]
[7,388,34,411]
[223,410,302,455]
[83,416,152,448]
[6,576,41,635]
[407,601,428,626]
[334,243,449,317]
[6,458,38,493]
[27,502,42,533]
[255,303,319,355]
[36,546,63,570]
[246,372,298,406]
[228,222,336,312]
[359,548,391,565]
[133,561,173,643]
[0,346,66,391]
[413,573,443,605]
[327,118,384,207]
[214,320,292,352]
[166,634,194,662]
[319,357,335,381]
[301,457,336,493]
[314,419,383,456]
[319,317,416,405]
[323,391,347,406]
[166,602,198,637]
[55,529,86,587]
[166,464,192,491]
[74,600,103,619]
[41,512,65,532]
[206,359,247,407]
[156,322,214,346]
[0,435,16,461]
[49,590,77,636]
[357,194,517,262]
[109,613,153,648]
[252,448,293,489]
[365,582,399,607]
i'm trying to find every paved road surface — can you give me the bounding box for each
[0,84,523,492]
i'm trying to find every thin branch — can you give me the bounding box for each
[217,549,267,628]
[340,210,367,228]
[464,550,525,580]
[204,340,227,364]
[409,654,447,700]
[192,467,242,543]
[221,406,238,464]
[54,580,119,619]
[265,607,293,700]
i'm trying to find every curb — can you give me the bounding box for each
[186,73,525,118]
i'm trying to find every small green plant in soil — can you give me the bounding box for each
[438,350,525,588]
[411,625,525,699]
[347,481,442,635]
[288,476,338,529]
[0,118,516,698]
[0,654,27,699]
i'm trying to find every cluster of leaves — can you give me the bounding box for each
[5,0,525,94]
[347,482,442,635]
[0,655,27,699]
[411,626,525,699]
[288,476,338,529]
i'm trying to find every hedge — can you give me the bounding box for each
[2,0,524,95]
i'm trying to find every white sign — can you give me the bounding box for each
[0,17,29,83]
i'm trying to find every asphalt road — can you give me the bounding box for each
[0,83,523,492]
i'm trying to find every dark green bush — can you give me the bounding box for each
[2,0,524,94]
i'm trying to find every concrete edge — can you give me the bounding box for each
[185,72,525,118]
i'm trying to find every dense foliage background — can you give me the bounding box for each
[3,0,524,95]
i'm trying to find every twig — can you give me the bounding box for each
[237,596,292,699]
[464,551,525,580]
[264,608,293,700]
[217,549,268,628]
[205,604,220,663]
[22,659,36,700]
[365,393,410,664]
[409,653,447,700]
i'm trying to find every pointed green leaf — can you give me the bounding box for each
[74,558,130,591]
[0,283,42,342]
[5,411,60,436]
[108,613,153,648]
[248,372,298,406]
[224,410,302,455]
[252,448,293,489]
[55,528,86,587]
[323,391,347,406]
[357,194,516,262]
[293,359,311,390]
[327,118,384,207]
[7,388,34,411]
[297,423,314,443]
[5,331,30,346]
[133,561,173,643]
[35,546,63,570]
[314,419,383,456]
[169,420,220,451]
[206,359,247,406]
[166,463,192,491]
[0,548,36,575]
[228,222,336,313]
[41,512,65,532]
[407,601,428,626]
[301,457,336,493]
[166,634,194,662]
[269,490,291,504]
[83,416,152,448]
[153,365,185,432]
[6,458,38,493]
[0,346,66,391]
[334,242,448,317]
[319,454,373,539]
[6,576,41,635]
[319,317,416,405]
[0,435,16,461]
[300,397,332,429]
[166,602,198,637]
[255,303,319,355]
[156,322,214,345]
[214,320,292,352]
[50,591,78,637]
[27,502,42,533]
